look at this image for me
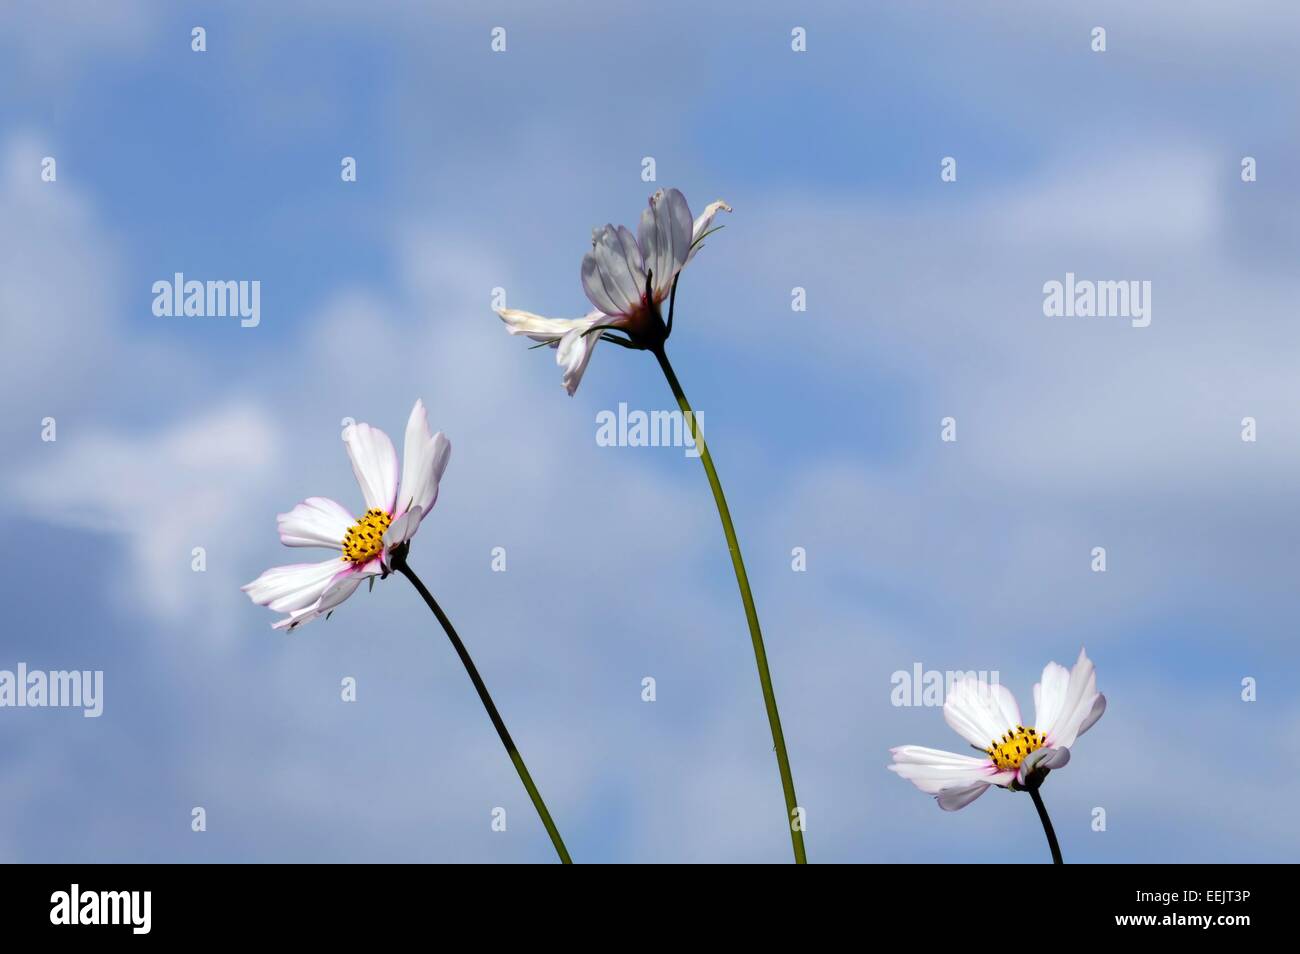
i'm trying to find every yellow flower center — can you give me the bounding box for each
[985,725,1044,771]
[341,508,392,564]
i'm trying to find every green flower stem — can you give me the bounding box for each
[1029,784,1063,864]
[652,345,808,864]
[392,555,573,864]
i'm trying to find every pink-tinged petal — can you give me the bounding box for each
[318,571,364,612]
[936,781,992,812]
[888,745,1002,794]
[270,562,378,631]
[277,496,354,549]
[242,558,346,614]
[687,199,732,261]
[943,677,1020,749]
[344,421,399,515]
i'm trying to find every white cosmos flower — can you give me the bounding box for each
[889,648,1106,811]
[242,400,450,631]
[496,187,732,395]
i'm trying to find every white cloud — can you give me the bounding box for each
[10,401,281,643]
[0,133,119,414]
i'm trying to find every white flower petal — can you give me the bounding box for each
[343,421,399,515]
[1025,745,1071,775]
[1036,648,1102,749]
[1077,693,1107,739]
[579,247,620,316]
[638,188,693,298]
[613,224,646,303]
[318,571,365,612]
[888,745,1010,794]
[687,199,732,261]
[271,608,315,631]
[496,308,596,342]
[581,225,643,317]
[500,308,614,396]
[384,505,422,548]
[242,557,347,614]
[397,399,432,515]
[270,561,380,631]
[397,399,451,525]
[943,678,1021,748]
[555,318,615,396]
[1032,661,1070,739]
[936,781,992,812]
[638,199,666,295]
[991,683,1022,733]
[276,496,354,549]
[1018,745,1071,787]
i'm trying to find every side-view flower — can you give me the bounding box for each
[889,648,1106,863]
[496,188,808,863]
[243,400,572,863]
[497,188,730,395]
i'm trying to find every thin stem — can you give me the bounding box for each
[599,332,639,349]
[393,556,573,864]
[1029,785,1063,864]
[652,345,807,864]
[665,274,679,339]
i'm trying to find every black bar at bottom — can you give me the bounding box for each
[0,863,1272,938]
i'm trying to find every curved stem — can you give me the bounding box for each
[392,556,573,864]
[652,346,808,864]
[1029,785,1063,864]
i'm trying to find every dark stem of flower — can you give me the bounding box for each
[599,332,639,349]
[390,548,572,864]
[665,274,679,339]
[1028,783,1064,864]
[640,269,668,348]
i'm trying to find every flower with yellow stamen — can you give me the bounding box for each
[242,400,449,631]
[890,649,1106,811]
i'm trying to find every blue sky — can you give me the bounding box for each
[1,1,1298,862]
